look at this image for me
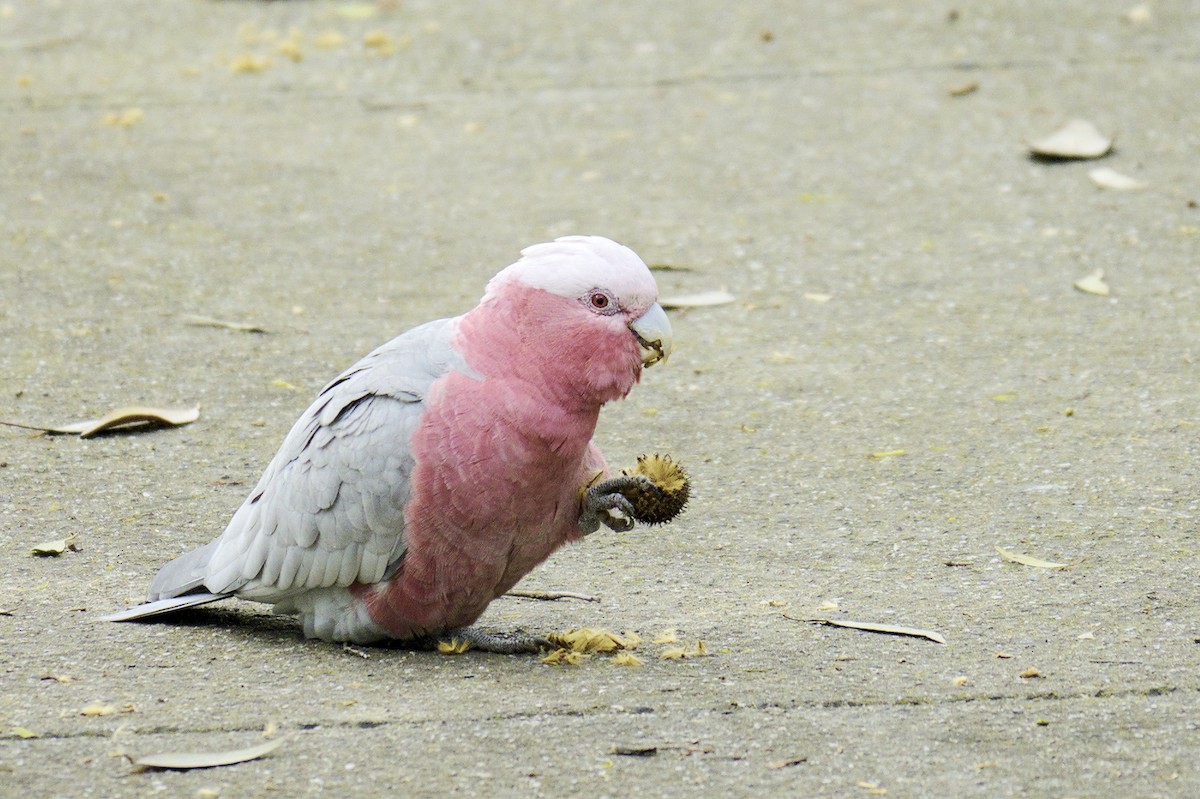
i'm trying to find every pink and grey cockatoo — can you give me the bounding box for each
[104,236,673,653]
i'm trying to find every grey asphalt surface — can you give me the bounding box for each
[2,1,1198,797]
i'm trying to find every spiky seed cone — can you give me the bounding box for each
[619,453,690,525]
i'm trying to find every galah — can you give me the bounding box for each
[104,236,674,653]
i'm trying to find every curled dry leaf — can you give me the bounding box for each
[786,615,947,644]
[659,290,736,309]
[995,545,1069,570]
[611,744,658,757]
[30,535,78,556]
[1027,119,1113,160]
[1088,167,1147,191]
[1,406,200,438]
[181,314,267,333]
[132,734,286,771]
[1074,269,1110,296]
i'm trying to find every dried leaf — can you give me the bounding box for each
[181,314,266,333]
[132,734,286,771]
[787,616,947,644]
[30,535,78,556]
[612,744,657,757]
[41,674,78,684]
[1,406,201,438]
[1073,269,1110,296]
[660,290,736,309]
[506,589,600,602]
[947,80,979,97]
[1027,119,1112,160]
[1088,167,1147,191]
[995,545,1069,570]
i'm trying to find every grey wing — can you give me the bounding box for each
[148,316,466,602]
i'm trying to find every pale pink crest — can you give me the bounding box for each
[483,235,659,317]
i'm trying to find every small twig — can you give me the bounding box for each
[506,590,601,603]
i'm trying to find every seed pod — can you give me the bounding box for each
[619,454,690,525]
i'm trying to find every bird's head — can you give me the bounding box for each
[470,236,674,403]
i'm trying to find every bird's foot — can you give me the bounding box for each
[436,626,551,655]
[578,474,657,535]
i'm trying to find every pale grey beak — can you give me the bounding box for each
[629,303,673,368]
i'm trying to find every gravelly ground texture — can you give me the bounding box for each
[2,2,1197,797]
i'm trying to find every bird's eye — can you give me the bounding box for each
[589,292,611,310]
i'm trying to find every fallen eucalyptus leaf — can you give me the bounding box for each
[30,535,78,556]
[506,589,600,602]
[995,545,1069,570]
[181,314,267,333]
[132,734,286,771]
[786,615,946,644]
[947,80,979,97]
[1088,167,1147,191]
[1073,269,1110,296]
[1027,119,1113,160]
[660,290,736,309]
[611,744,658,757]
[1,406,200,438]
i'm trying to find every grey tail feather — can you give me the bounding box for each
[100,593,227,622]
[147,540,219,601]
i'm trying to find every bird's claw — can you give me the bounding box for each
[578,475,657,535]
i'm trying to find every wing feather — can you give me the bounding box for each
[150,317,467,602]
